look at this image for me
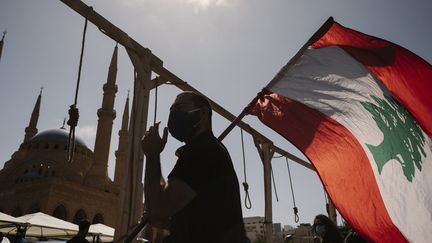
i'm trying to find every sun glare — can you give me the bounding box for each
[123,0,234,13]
[186,0,232,13]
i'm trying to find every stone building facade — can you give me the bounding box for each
[0,46,130,227]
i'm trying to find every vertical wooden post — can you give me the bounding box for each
[328,199,337,225]
[115,42,152,242]
[130,52,151,225]
[262,142,274,243]
[254,139,274,243]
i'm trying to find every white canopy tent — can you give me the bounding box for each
[1,212,115,242]
[18,212,78,239]
[0,212,26,224]
[88,223,114,242]
[0,212,26,234]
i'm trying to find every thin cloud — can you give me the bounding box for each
[121,0,236,13]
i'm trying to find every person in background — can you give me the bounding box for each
[13,227,26,243]
[312,214,343,243]
[1,232,11,243]
[67,220,90,243]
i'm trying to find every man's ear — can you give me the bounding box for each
[200,107,207,116]
[200,107,210,121]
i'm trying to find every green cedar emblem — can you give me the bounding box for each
[360,95,426,182]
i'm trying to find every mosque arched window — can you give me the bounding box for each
[28,203,40,214]
[92,213,104,224]
[53,204,68,220]
[73,209,87,224]
[12,206,22,217]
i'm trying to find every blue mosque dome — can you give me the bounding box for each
[31,129,87,147]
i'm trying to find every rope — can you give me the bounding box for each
[270,166,279,202]
[153,77,158,125]
[240,129,252,209]
[286,157,299,223]
[67,17,88,163]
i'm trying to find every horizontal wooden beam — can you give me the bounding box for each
[60,0,314,171]
[60,0,163,69]
[149,76,169,90]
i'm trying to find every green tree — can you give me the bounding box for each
[360,95,426,182]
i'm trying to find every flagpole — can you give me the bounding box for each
[218,108,248,141]
[218,17,334,142]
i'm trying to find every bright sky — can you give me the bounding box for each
[1,0,431,229]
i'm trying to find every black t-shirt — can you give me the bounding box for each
[165,131,247,243]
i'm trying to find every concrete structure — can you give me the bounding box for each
[0,46,129,227]
[244,216,265,242]
[244,217,284,243]
[282,223,316,243]
[283,225,295,234]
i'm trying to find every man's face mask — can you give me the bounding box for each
[168,108,201,142]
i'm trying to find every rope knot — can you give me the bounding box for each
[242,182,249,191]
[293,206,300,223]
[67,105,79,127]
[242,182,252,209]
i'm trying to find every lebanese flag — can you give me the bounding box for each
[247,17,432,243]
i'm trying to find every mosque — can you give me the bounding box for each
[0,46,131,227]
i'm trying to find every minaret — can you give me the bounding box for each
[23,89,42,142]
[113,93,129,192]
[85,46,118,189]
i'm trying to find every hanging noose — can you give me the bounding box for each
[67,16,89,163]
[240,129,252,209]
[286,157,300,223]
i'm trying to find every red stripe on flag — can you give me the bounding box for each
[311,22,432,137]
[248,89,407,243]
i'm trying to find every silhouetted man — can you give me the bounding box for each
[142,91,247,243]
[67,220,90,243]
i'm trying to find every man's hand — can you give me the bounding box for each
[141,122,169,156]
